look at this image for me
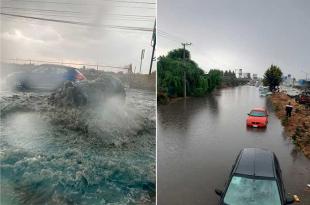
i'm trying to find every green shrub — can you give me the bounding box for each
[274,105,280,112]
[193,87,205,97]
[157,49,222,98]
[281,117,289,126]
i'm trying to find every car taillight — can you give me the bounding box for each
[76,72,86,81]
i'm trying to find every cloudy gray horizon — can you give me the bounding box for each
[158,0,310,79]
[0,0,156,74]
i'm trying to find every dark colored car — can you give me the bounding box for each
[215,148,294,205]
[6,64,86,91]
[78,75,126,104]
[297,91,310,105]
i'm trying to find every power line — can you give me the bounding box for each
[2,15,154,36]
[0,12,153,31]
[158,30,233,72]
[1,11,155,22]
[158,29,187,43]
[103,0,156,4]
[1,2,155,9]
[3,0,156,5]
[158,33,181,43]
[1,6,85,14]
[0,7,156,18]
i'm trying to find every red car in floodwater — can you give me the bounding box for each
[246,108,268,128]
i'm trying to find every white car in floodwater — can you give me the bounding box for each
[279,86,301,98]
[259,86,272,97]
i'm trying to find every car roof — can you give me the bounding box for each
[234,148,276,178]
[36,64,76,70]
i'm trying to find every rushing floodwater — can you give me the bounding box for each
[0,89,155,205]
[158,86,310,205]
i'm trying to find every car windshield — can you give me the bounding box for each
[249,110,266,117]
[223,176,281,205]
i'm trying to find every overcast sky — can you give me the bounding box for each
[158,0,310,79]
[0,0,156,73]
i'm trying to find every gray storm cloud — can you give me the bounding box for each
[1,0,155,73]
[158,0,310,79]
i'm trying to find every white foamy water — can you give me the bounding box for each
[0,89,155,205]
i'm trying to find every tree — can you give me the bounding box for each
[157,48,244,100]
[208,69,223,90]
[158,48,224,98]
[166,48,190,60]
[263,64,283,91]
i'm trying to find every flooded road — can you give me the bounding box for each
[158,86,310,205]
[0,89,155,205]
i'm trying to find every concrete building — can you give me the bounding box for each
[243,72,251,79]
[238,69,242,78]
[283,74,294,86]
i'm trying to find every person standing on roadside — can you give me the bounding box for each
[285,102,293,117]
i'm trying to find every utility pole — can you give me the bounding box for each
[301,70,309,80]
[182,42,191,98]
[139,49,145,73]
[149,19,156,75]
[128,64,132,87]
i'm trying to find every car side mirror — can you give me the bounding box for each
[214,188,223,196]
[285,196,294,204]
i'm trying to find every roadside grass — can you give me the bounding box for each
[271,92,310,158]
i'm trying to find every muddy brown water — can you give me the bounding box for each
[158,86,310,205]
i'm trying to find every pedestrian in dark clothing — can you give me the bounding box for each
[285,102,293,117]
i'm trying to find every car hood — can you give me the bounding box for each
[247,116,267,122]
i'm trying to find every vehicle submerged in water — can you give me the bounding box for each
[259,86,272,97]
[215,148,295,205]
[5,64,126,104]
[246,108,268,128]
[6,64,87,91]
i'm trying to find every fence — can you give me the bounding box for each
[1,58,131,73]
